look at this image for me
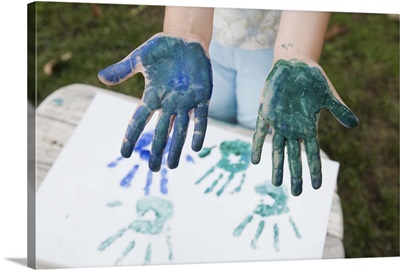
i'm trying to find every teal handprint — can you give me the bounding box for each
[98,196,174,266]
[233,182,301,251]
[252,59,359,196]
[98,33,213,172]
[195,140,251,196]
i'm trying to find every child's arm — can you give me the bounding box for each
[163,6,214,49]
[273,10,331,62]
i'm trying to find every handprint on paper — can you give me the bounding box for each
[98,196,174,266]
[195,140,251,196]
[233,182,301,251]
[107,130,171,195]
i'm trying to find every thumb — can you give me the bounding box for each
[327,96,359,128]
[98,49,141,86]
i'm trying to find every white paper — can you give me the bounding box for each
[37,92,339,268]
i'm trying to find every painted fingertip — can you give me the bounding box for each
[191,135,204,152]
[120,141,134,158]
[167,151,181,170]
[97,68,116,85]
[311,173,322,189]
[347,113,360,128]
[291,179,303,196]
[272,169,283,186]
[251,151,261,165]
[149,154,162,172]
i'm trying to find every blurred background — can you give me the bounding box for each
[29,2,399,258]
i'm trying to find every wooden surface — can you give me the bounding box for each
[34,83,345,263]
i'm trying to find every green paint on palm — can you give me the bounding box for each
[252,59,359,196]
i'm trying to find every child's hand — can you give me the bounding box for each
[251,59,358,196]
[98,33,213,172]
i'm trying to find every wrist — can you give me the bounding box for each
[273,11,331,63]
[163,7,214,49]
[273,43,319,64]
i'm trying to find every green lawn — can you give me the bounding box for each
[30,2,399,258]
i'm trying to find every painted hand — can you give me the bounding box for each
[233,182,301,251]
[107,130,171,195]
[98,196,174,266]
[98,33,213,172]
[251,59,359,196]
[195,140,251,196]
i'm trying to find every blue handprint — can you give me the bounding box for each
[98,196,174,266]
[107,130,171,195]
[195,140,251,196]
[98,34,213,172]
[233,182,301,251]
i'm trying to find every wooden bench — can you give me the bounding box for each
[34,83,345,263]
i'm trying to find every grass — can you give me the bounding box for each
[319,12,399,257]
[30,2,399,258]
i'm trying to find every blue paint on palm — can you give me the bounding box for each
[99,35,213,172]
[252,59,359,196]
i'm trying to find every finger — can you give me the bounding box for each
[287,139,303,196]
[167,113,190,169]
[327,98,359,128]
[149,113,172,172]
[272,133,285,186]
[98,50,140,85]
[192,101,209,152]
[251,114,270,164]
[121,104,152,158]
[304,137,322,189]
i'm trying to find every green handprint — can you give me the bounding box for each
[195,140,251,196]
[252,59,359,196]
[98,196,174,266]
[233,182,301,251]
